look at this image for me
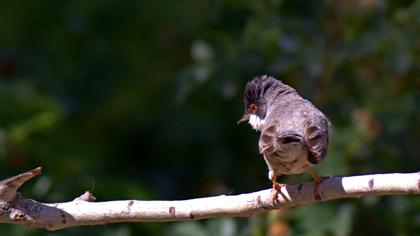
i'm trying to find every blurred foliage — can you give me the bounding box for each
[0,0,419,235]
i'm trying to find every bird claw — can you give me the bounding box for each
[271,182,286,204]
[304,165,329,200]
[312,176,329,200]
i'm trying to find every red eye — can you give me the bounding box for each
[249,104,258,113]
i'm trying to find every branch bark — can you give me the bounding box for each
[0,168,418,230]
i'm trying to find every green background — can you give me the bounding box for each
[0,0,419,235]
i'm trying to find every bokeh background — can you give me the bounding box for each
[0,0,419,235]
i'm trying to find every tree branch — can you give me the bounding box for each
[0,168,418,230]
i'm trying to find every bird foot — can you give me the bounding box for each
[312,176,329,200]
[271,182,286,204]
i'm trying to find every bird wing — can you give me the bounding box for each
[259,123,304,156]
[303,118,330,164]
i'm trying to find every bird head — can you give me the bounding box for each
[238,75,295,131]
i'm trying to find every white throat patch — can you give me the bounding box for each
[249,114,265,131]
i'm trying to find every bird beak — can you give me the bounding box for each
[237,113,250,124]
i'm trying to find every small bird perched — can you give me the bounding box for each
[238,75,331,203]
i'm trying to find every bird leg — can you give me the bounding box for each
[305,165,327,200]
[269,171,285,204]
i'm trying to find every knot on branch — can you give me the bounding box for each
[74,191,96,202]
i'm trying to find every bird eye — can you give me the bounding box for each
[249,104,258,113]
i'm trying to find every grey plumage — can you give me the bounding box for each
[239,75,331,201]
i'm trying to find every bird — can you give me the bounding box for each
[238,75,331,203]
